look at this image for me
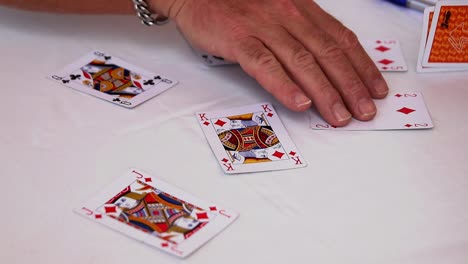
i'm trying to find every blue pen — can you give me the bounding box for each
[386,0,432,12]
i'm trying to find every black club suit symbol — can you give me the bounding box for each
[69,74,81,80]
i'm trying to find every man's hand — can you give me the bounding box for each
[155,0,389,127]
[1,0,389,127]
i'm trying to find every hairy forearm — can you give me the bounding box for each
[1,0,183,19]
[0,0,134,14]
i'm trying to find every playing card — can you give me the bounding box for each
[362,39,408,72]
[197,52,235,66]
[417,7,436,72]
[74,168,238,258]
[191,46,235,67]
[196,103,307,174]
[423,1,468,67]
[184,37,235,66]
[418,7,466,72]
[310,92,434,131]
[49,51,178,108]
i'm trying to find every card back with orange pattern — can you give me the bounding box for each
[423,1,468,67]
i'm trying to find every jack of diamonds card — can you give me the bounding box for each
[362,39,408,72]
[196,103,307,174]
[49,51,177,108]
[423,1,468,67]
[74,168,238,258]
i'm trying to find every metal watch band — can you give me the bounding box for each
[132,0,169,26]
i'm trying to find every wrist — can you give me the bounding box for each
[146,0,183,18]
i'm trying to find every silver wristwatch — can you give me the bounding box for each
[132,0,169,26]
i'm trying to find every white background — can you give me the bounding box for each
[1,0,467,263]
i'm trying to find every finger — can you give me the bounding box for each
[232,36,313,112]
[300,1,389,99]
[257,26,353,126]
[284,19,377,121]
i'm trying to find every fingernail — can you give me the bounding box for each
[332,102,352,122]
[372,79,389,96]
[294,93,312,108]
[358,97,377,117]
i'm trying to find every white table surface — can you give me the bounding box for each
[1,1,467,263]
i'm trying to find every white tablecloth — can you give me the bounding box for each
[1,1,467,263]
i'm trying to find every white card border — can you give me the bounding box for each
[309,93,434,131]
[74,168,239,258]
[362,39,408,72]
[196,102,307,174]
[49,50,178,108]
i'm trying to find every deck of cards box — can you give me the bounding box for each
[417,1,468,73]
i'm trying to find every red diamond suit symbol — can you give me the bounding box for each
[105,205,117,214]
[214,119,226,127]
[272,151,285,159]
[397,107,416,115]
[378,59,394,65]
[375,45,391,52]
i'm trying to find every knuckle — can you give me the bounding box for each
[316,34,344,60]
[278,0,303,18]
[317,81,336,98]
[228,24,252,41]
[318,44,343,60]
[237,37,257,53]
[298,59,322,79]
[338,28,360,49]
[343,76,366,97]
[291,48,316,69]
[251,50,279,72]
[287,45,322,75]
[251,49,277,69]
[310,75,335,97]
[237,38,280,76]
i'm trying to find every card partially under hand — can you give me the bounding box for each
[196,103,307,174]
[310,92,434,131]
[422,1,468,68]
[75,168,238,258]
[362,39,408,72]
[197,52,235,66]
[184,38,235,66]
[49,51,177,108]
[191,47,235,67]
